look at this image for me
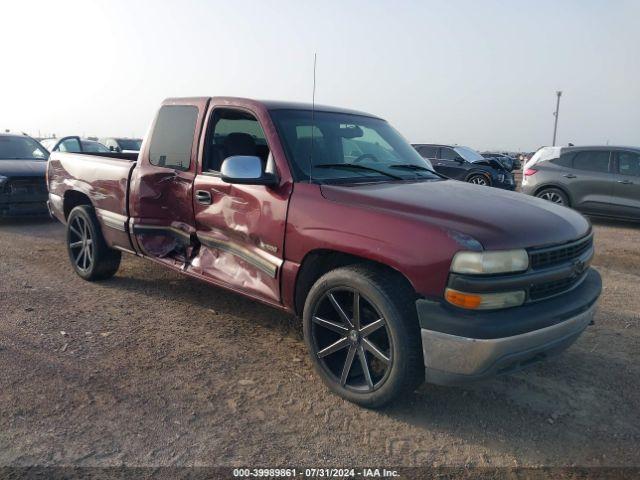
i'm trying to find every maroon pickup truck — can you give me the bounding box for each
[47,97,601,407]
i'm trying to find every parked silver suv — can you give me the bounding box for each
[522,146,640,221]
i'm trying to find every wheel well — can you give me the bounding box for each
[293,250,415,316]
[533,184,572,207]
[63,191,92,219]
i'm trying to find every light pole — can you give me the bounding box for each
[552,91,562,146]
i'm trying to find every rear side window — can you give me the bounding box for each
[618,151,640,176]
[551,152,574,167]
[418,146,438,158]
[572,151,610,173]
[149,105,198,170]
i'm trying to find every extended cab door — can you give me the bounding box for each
[611,150,640,220]
[189,102,293,304]
[129,98,210,263]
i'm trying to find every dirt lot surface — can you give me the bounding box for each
[0,217,639,469]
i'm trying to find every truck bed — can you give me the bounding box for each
[47,151,138,250]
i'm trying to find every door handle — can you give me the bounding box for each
[563,174,577,178]
[617,179,634,185]
[195,190,212,205]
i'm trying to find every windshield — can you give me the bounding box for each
[82,140,110,153]
[0,136,48,160]
[454,146,485,163]
[117,139,142,151]
[270,109,439,183]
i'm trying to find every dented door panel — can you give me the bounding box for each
[191,173,289,302]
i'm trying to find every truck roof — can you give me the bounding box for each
[164,96,382,119]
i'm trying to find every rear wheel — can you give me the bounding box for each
[66,205,121,281]
[467,173,491,186]
[536,188,569,206]
[303,266,423,408]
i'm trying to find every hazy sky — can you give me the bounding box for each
[1,0,638,151]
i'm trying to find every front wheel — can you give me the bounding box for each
[66,205,121,281]
[467,173,491,186]
[303,266,424,408]
[536,188,569,206]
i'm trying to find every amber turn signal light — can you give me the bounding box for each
[445,288,526,310]
[445,289,482,309]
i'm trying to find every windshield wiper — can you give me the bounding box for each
[314,163,403,180]
[389,164,440,176]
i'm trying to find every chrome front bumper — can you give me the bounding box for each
[421,303,596,385]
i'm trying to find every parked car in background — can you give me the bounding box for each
[0,133,49,217]
[99,137,142,153]
[482,152,521,171]
[522,145,640,221]
[47,96,601,407]
[40,137,111,153]
[413,144,516,190]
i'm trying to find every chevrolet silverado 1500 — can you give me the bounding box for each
[47,97,601,407]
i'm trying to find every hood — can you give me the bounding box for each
[0,159,48,177]
[475,157,511,172]
[321,179,590,250]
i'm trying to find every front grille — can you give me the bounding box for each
[6,177,47,195]
[529,274,584,301]
[529,235,593,270]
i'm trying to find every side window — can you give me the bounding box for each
[149,105,198,170]
[418,146,438,158]
[572,151,611,173]
[204,109,269,172]
[618,151,640,176]
[58,138,82,153]
[440,147,459,160]
[551,152,574,167]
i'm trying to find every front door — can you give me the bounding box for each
[129,98,210,264]
[436,147,465,178]
[611,150,640,220]
[189,104,292,303]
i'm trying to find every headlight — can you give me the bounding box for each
[498,173,505,182]
[451,249,529,274]
[0,175,8,185]
[445,288,526,310]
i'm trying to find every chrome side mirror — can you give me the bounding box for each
[220,155,277,186]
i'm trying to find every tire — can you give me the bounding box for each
[536,187,569,206]
[467,173,491,186]
[303,265,424,408]
[66,205,121,281]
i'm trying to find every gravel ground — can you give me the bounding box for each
[0,217,638,469]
